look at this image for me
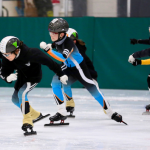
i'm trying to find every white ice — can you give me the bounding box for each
[0,87,150,150]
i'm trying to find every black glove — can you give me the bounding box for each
[132,59,141,66]
[130,39,138,45]
[111,112,122,122]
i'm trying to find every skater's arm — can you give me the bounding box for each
[132,48,150,58]
[40,41,73,62]
[129,58,150,66]
[1,57,15,82]
[130,38,150,45]
[138,39,150,45]
[30,48,65,77]
[47,50,66,62]
[62,38,74,59]
[141,59,150,65]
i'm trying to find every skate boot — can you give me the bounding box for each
[22,112,36,136]
[111,112,127,125]
[22,123,36,136]
[44,112,69,126]
[142,104,150,115]
[30,106,50,123]
[111,112,122,122]
[145,104,150,111]
[44,103,69,126]
[50,112,67,122]
[66,99,75,118]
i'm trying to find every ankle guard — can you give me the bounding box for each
[23,111,33,126]
[66,99,75,107]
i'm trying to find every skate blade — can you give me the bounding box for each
[24,131,37,136]
[33,114,50,123]
[44,123,69,126]
[67,115,75,118]
[142,112,150,115]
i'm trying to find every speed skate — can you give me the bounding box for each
[44,112,69,126]
[44,120,69,126]
[33,114,50,123]
[142,104,150,115]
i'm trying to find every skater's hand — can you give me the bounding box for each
[128,55,135,63]
[132,59,141,66]
[130,39,138,45]
[60,75,68,85]
[6,73,17,82]
[40,42,52,52]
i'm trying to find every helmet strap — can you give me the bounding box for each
[12,49,20,57]
[56,33,66,42]
[58,33,61,40]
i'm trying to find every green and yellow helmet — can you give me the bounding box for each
[67,28,78,40]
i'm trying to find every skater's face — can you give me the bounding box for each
[3,52,16,61]
[3,49,20,61]
[50,32,59,41]
[50,32,65,42]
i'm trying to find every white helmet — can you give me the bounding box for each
[0,36,20,53]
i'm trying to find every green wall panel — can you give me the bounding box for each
[93,18,150,90]
[1,17,150,89]
[0,17,94,88]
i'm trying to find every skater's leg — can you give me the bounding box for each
[12,90,20,108]
[12,86,42,121]
[18,82,38,129]
[70,60,122,122]
[145,75,150,110]
[147,75,150,91]
[62,76,76,113]
[50,75,67,121]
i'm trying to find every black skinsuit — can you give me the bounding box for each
[1,43,64,114]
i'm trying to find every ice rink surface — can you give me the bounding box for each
[1,87,150,150]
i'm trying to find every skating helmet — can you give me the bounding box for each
[0,36,20,53]
[48,18,69,33]
[67,28,78,40]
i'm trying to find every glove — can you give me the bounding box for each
[40,42,52,52]
[132,59,141,66]
[6,73,17,82]
[130,39,138,45]
[111,112,122,122]
[60,75,68,85]
[128,55,135,63]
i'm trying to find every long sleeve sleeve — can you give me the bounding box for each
[133,48,150,58]
[30,48,64,77]
[138,39,150,45]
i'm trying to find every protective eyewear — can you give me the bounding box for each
[2,53,12,57]
[49,32,58,36]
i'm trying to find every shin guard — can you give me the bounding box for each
[23,111,33,126]
[30,106,41,120]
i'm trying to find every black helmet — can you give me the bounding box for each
[67,28,78,40]
[48,18,69,33]
[0,36,20,53]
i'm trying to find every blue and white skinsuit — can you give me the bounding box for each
[47,35,114,118]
